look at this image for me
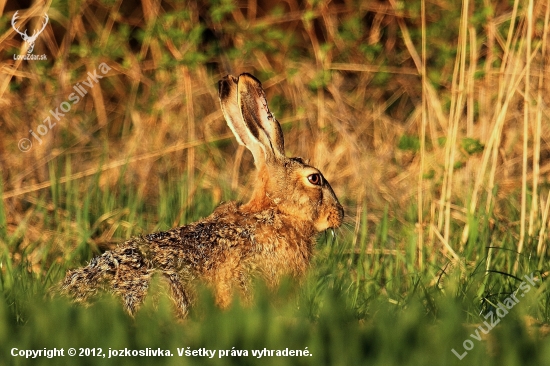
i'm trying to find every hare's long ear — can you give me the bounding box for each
[237,73,285,159]
[219,75,266,165]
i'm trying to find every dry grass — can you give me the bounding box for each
[1,0,550,274]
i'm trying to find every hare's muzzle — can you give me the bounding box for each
[330,203,345,229]
[315,198,344,232]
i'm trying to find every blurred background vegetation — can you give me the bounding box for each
[1,0,550,364]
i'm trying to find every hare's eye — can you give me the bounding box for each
[307,174,322,186]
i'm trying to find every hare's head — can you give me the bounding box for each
[219,73,344,232]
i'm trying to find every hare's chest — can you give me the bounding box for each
[246,221,315,279]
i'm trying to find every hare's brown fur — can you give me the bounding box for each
[60,73,344,317]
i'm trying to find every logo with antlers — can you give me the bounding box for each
[11,11,49,54]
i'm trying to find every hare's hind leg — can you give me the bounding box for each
[111,264,152,316]
[163,272,192,318]
[109,246,153,316]
[60,251,117,303]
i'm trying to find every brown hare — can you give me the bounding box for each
[60,73,344,318]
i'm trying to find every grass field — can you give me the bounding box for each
[2,0,550,365]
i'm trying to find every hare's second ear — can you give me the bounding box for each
[219,75,266,166]
[237,73,285,158]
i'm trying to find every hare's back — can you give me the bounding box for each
[143,202,255,272]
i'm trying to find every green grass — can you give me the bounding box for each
[1,170,549,366]
[2,0,550,364]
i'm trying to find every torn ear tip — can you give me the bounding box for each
[218,80,229,99]
[219,75,238,85]
[218,75,238,99]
